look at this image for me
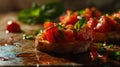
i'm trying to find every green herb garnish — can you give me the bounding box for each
[74,17,86,32]
[18,0,64,24]
[23,34,35,40]
[34,29,43,35]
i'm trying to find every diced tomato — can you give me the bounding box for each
[60,16,65,23]
[86,18,98,29]
[90,48,99,60]
[44,27,76,43]
[85,8,92,18]
[65,24,74,29]
[45,27,59,43]
[83,8,102,21]
[94,16,112,33]
[62,29,75,42]
[44,26,68,43]
[44,22,54,29]
[66,14,79,25]
[60,10,79,25]
[41,31,47,40]
[6,21,21,33]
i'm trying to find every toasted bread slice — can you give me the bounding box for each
[35,33,90,54]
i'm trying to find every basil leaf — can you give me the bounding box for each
[74,17,86,32]
[38,1,64,23]
[18,7,40,24]
[18,0,64,24]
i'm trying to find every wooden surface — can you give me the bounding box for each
[0,13,77,66]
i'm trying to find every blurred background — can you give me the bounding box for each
[0,0,120,13]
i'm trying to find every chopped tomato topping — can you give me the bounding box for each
[62,29,75,42]
[83,8,102,20]
[94,16,112,32]
[60,10,79,25]
[43,24,76,43]
[44,22,55,29]
[86,18,98,29]
[45,27,60,43]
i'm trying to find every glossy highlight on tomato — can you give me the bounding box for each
[6,21,21,33]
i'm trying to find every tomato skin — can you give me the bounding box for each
[62,29,75,42]
[43,26,75,43]
[86,18,98,29]
[94,16,112,33]
[44,22,54,29]
[60,11,79,25]
[45,27,60,43]
[60,15,79,25]
[66,14,79,25]
[6,21,21,33]
[84,8,92,18]
[60,16,65,23]
[41,31,47,40]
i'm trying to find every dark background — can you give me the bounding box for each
[0,0,120,13]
